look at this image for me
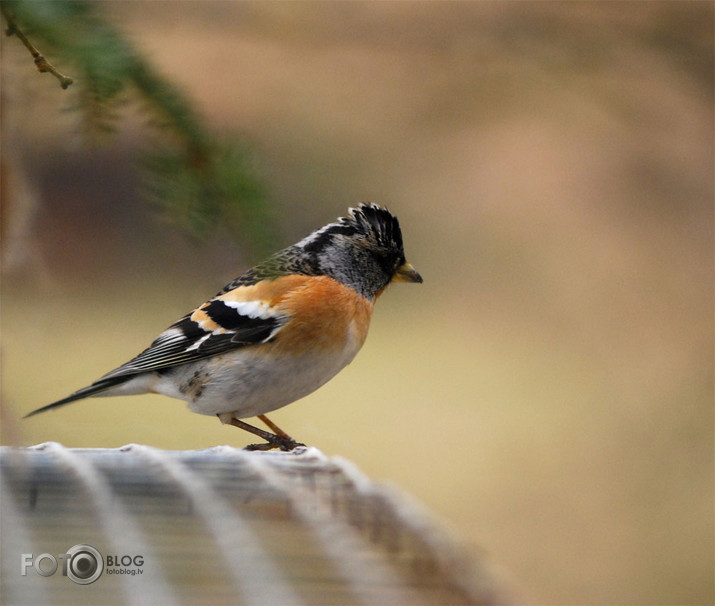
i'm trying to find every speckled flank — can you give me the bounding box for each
[179,366,211,401]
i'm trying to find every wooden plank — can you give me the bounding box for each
[0,444,516,605]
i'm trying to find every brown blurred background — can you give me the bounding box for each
[2,2,713,604]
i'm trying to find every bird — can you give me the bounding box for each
[25,203,422,450]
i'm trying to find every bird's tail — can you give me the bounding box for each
[23,377,130,418]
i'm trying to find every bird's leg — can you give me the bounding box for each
[217,414,304,451]
[257,414,294,440]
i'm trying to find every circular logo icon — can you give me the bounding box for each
[66,544,103,585]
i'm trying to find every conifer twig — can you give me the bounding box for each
[2,5,74,89]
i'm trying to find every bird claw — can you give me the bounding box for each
[245,436,305,452]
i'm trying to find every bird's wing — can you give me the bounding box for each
[24,276,312,417]
[97,279,303,381]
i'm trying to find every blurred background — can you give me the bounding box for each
[2,2,712,604]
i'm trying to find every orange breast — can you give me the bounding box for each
[271,276,374,355]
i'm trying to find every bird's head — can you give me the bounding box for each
[297,203,422,299]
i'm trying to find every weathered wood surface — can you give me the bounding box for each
[0,444,515,605]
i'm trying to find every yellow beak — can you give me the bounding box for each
[392,261,423,283]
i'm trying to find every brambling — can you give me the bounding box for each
[25,203,422,450]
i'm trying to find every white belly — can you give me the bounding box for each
[149,335,362,418]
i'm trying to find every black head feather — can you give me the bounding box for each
[342,204,405,253]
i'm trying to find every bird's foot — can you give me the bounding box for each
[219,414,305,451]
[245,436,306,452]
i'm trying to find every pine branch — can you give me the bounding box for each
[1,4,74,89]
[2,0,277,255]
